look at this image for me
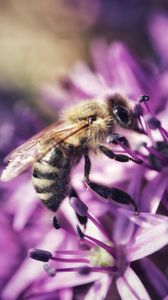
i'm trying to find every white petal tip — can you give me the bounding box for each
[0,170,11,181]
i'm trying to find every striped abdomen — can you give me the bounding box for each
[32,145,78,211]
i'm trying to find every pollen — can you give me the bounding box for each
[90,244,115,267]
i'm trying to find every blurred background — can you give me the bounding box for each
[1,0,168,154]
[0,2,168,299]
[0,0,168,92]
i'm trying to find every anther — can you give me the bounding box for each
[69,196,88,217]
[76,225,85,240]
[76,213,88,226]
[28,248,52,262]
[52,216,61,230]
[147,117,161,130]
[78,266,91,275]
[43,264,56,277]
[138,95,150,103]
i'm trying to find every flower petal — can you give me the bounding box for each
[84,274,112,300]
[113,209,135,245]
[127,222,168,261]
[140,173,168,213]
[128,212,168,229]
[59,288,73,300]
[116,267,151,300]
[69,62,106,96]
[149,13,168,64]
[140,258,168,299]
[2,229,65,300]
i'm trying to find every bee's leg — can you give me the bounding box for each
[84,153,91,180]
[83,149,138,214]
[84,180,138,214]
[99,145,142,164]
[69,187,88,227]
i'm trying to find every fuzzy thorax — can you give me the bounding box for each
[63,99,113,149]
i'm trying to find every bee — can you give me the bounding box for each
[1,94,139,212]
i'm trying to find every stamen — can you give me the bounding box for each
[117,141,142,163]
[138,95,151,113]
[143,144,166,162]
[78,266,91,275]
[70,194,108,236]
[69,196,88,216]
[142,116,155,145]
[136,95,155,142]
[43,264,56,277]
[134,151,153,169]
[55,267,84,273]
[76,225,85,239]
[55,266,116,274]
[138,95,150,103]
[52,216,61,230]
[51,256,89,264]
[147,117,161,130]
[84,233,114,256]
[76,225,114,256]
[146,116,168,142]
[139,115,147,133]
[29,247,90,266]
[76,213,88,226]
[55,250,88,256]
[133,104,143,117]
[143,101,151,114]
[28,248,52,262]
[86,211,108,237]
[159,127,168,140]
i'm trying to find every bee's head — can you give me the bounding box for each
[107,93,134,129]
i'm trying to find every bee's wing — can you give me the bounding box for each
[1,120,88,181]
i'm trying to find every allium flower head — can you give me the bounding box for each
[1,28,168,300]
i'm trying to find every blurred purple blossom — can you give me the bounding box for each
[149,12,168,66]
[1,14,168,300]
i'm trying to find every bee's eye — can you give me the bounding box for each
[113,106,130,126]
[88,115,97,124]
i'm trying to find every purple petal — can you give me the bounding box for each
[85,274,113,300]
[140,258,168,299]
[0,213,22,293]
[127,212,168,229]
[162,189,168,212]
[91,40,115,85]
[59,288,73,300]
[7,178,38,230]
[127,222,168,261]
[140,173,168,213]
[148,13,168,64]
[39,84,70,111]
[37,272,101,293]
[116,267,151,300]
[2,229,66,300]
[69,62,108,96]
[107,42,150,98]
[113,209,135,246]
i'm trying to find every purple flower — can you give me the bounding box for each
[148,12,168,66]
[26,200,168,300]
[1,28,168,300]
[37,41,168,299]
[0,89,42,161]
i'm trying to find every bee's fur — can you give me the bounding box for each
[32,94,134,211]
